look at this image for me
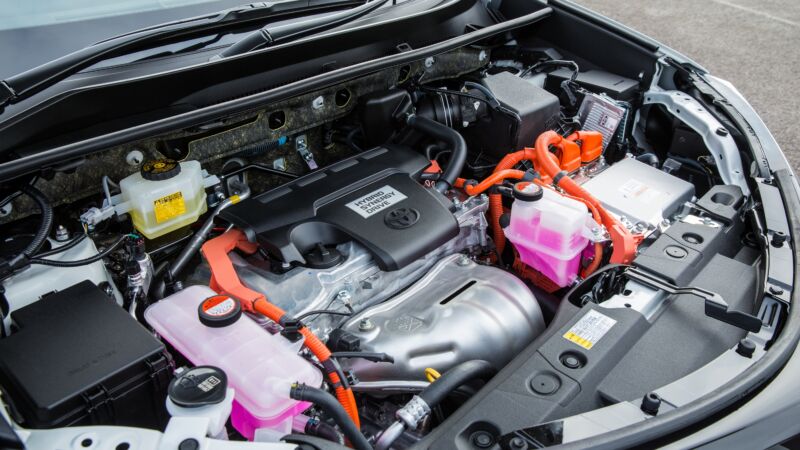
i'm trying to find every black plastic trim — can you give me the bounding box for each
[560,169,799,449]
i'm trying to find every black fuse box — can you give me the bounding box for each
[0,281,171,429]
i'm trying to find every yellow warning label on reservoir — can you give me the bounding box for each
[153,192,186,223]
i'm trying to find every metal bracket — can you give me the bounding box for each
[641,88,750,196]
[625,268,762,332]
[295,134,318,170]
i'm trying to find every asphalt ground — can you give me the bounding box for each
[576,0,800,172]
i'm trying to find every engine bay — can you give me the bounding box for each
[0,29,781,450]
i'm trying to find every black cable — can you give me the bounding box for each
[6,185,54,271]
[519,59,580,80]
[28,234,128,267]
[295,309,352,322]
[33,233,87,258]
[289,384,371,450]
[0,176,38,208]
[331,351,394,363]
[418,86,495,109]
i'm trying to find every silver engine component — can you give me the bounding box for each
[340,253,545,382]
[190,194,490,337]
[582,157,695,232]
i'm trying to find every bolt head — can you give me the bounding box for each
[424,56,435,68]
[478,50,487,61]
[769,286,784,296]
[510,436,527,449]
[359,318,375,331]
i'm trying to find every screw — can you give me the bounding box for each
[736,338,756,358]
[771,231,788,248]
[336,290,352,306]
[769,286,784,296]
[125,149,144,166]
[55,225,70,242]
[178,439,200,450]
[471,431,493,448]
[478,50,487,62]
[641,392,662,416]
[510,436,527,449]
[359,318,375,331]
[424,57,435,68]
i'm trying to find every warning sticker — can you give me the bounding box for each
[205,298,236,316]
[153,191,186,223]
[618,179,662,204]
[563,309,616,350]
[345,185,407,218]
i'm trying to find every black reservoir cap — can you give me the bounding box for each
[198,295,242,328]
[168,366,228,407]
[141,159,181,181]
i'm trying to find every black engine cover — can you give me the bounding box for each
[220,145,458,270]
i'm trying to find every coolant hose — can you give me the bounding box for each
[487,148,538,254]
[406,115,467,193]
[418,360,495,407]
[290,384,371,450]
[376,360,495,450]
[535,131,636,264]
[171,183,250,280]
[201,230,360,428]
[455,169,526,196]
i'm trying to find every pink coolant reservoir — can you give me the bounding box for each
[145,285,322,440]
[504,183,596,287]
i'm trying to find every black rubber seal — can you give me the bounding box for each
[552,170,569,186]
[512,182,543,202]
[198,295,242,328]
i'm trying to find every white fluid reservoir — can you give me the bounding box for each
[145,286,322,440]
[117,160,208,239]
[504,184,596,287]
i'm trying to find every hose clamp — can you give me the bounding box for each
[396,395,431,429]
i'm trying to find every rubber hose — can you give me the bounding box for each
[407,115,467,193]
[488,148,535,254]
[259,303,361,429]
[461,169,526,196]
[19,185,53,258]
[290,384,371,450]
[418,360,495,407]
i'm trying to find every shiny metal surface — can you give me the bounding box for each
[341,253,545,382]
[189,194,490,338]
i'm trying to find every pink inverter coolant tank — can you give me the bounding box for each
[504,183,597,287]
[145,285,322,440]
